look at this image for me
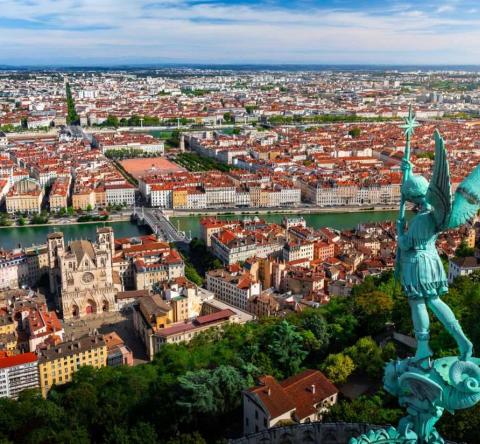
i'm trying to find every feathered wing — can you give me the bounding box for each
[448,163,480,229]
[426,130,452,231]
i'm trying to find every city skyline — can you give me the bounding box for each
[2,0,480,65]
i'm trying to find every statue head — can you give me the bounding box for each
[402,174,429,204]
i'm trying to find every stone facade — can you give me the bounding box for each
[48,227,121,319]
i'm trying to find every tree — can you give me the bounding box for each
[320,353,355,384]
[323,392,402,425]
[223,112,233,123]
[345,337,385,379]
[456,240,475,258]
[266,320,307,377]
[348,127,361,138]
[105,115,119,128]
[354,290,394,336]
[177,365,247,417]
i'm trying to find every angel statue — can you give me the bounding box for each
[397,121,480,364]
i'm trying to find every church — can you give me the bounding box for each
[47,227,122,320]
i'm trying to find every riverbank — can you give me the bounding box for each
[0,214,131,230]
[170,210,411,240]
[165,205,401,218]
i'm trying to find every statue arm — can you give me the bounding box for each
[398,232,412,251]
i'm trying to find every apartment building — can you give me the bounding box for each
[6,178,44,214]
[105,183,135,206]
[49,176,71,211]
[206,269,261,311]
[282,241,314,262]
[38,334,107,397]
[0,352,39,399]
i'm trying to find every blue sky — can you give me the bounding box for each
[1,0,480,65]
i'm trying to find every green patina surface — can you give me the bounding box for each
[352,108,480,444]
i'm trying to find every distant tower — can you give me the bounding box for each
[180,134,185,152]
[96,226,115,258]
[47,232,65,296]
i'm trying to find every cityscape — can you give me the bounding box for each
[2,1,480,444]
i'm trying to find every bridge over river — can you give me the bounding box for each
[132,207,192,243]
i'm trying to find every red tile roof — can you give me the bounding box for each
[0,352,37,369]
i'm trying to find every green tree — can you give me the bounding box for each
[345,337,385,379]
[353,290,394,336]
[320,353,355,384]
[456,240,475,258]
[105,115,119,128]
[266,320,307,377]
[348,127,361,138]
[323,392,402,425]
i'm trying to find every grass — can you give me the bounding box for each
[174,152,232,172]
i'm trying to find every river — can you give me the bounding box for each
[0,221,152,250]
[0,210,406,250]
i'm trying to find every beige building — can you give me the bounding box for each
[49,177,71,212]
[47,228,121,319]
[38,334,107,397]
[72,189,96,210]
[6,178,44,214]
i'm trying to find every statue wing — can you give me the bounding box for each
[448,163,480,229]
[426,130,452,230]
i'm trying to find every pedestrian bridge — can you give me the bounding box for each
[132,207,191,243]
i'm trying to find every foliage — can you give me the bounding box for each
[77,214,109,223]
[104,148,148,160]
[348,127,361,138]
[0,213,12,226]
[320,353,355,384]
[65,83,80,125]
[267,113,399,125]
[3,270,480,442]
[353,289,394,336]
[455,240,475,258]
[223,112,233,123]
[323,392,403,425]
[174,152,232,172]
[266,320,307,377]
[30,212,49,225]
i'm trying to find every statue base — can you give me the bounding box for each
[350,356,480,444]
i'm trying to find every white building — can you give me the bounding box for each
[206,269,261,311]
[448,256,480,283]
[283,241,314,262]
[105,183,136,206]
[0,353,39,399]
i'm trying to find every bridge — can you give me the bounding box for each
[132,207,192,243]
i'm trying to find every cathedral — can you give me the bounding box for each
[47,227,122,320]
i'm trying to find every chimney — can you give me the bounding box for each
[311,384,316,394]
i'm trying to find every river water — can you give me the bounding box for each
[0,210,405,250]
[0,221,152,250]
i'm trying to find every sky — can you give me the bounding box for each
[1,0,480,65]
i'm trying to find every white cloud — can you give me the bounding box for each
[0,0,479,64]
